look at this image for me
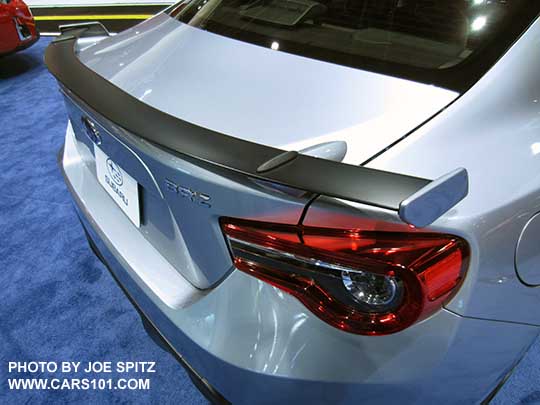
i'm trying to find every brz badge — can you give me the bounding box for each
[164,179,212,208]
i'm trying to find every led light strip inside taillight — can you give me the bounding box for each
[221,218,469,336]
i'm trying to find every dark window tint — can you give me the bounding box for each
[167,0,540,91]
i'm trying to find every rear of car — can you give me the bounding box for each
[48,1,540,403]
[0,0,38,56]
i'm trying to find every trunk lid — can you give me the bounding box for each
[61,14,458,291]
[79,13,458,165]
[64,91,313,290]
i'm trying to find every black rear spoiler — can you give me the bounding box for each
[45,24,468,228]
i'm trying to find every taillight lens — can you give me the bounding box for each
[221,218,469,335]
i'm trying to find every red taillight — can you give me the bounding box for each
[221,218,469,336]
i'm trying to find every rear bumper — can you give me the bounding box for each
[11,32,39,54]
[0,19,39,56]
[79,206,230,405]
[58,124,539,405]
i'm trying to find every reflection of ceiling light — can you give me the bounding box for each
[532,142,540,155]
[271,41,279,51]
[471,16,487,31]
[473,0,484,5]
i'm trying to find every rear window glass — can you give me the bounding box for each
[167,0,540,91]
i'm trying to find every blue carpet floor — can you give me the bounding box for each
[0,38,537,404]
[0,38,207,404]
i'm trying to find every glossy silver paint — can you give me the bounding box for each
[367,16,540,325]
[398,167,469,228]
[516,212,540,286]
[55,9,540,405]
[299,141,347,162]
[64,88,311,289]
[78,13,457,165]
[62,132,538,403]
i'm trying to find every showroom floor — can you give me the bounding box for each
[0,38,538,405]
[0,39,206,404]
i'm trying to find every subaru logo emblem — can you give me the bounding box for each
[107,158,123,186]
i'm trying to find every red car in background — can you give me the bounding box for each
[0,0,38,56]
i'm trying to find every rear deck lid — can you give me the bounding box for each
[47,20,473,291]
[78,13,458,165]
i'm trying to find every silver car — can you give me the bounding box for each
[46,1,540,403]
